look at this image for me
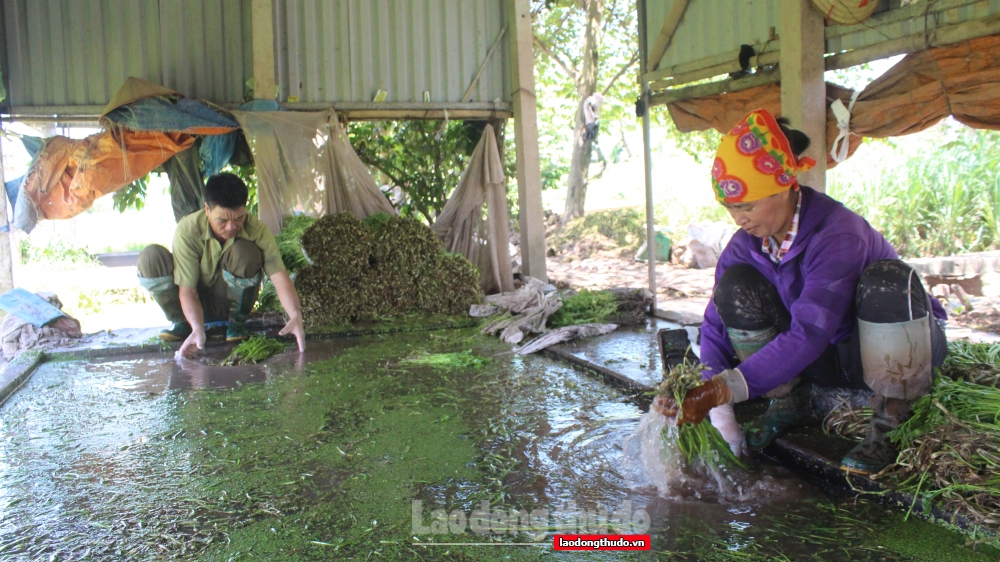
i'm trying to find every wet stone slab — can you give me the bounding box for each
[545,317,696,390]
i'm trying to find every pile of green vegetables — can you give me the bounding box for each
[283,212,482,326]
[256,215,317,312]
[655,361,746,470]
[875,341,1000,530]
[222,335,286,366]
[548,288,652,328]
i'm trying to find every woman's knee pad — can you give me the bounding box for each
[856,260,933,400]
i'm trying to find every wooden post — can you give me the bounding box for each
[251,0,276,101]
[779,0,826,191]
[0,135,14,296]
[507,0,547,282]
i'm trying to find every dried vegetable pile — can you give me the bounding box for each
[294,213,482,325]
[655,360,745,470]
[870,341,1000,531]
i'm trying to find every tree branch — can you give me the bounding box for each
[533,36,579,83]
[601,51,639,96]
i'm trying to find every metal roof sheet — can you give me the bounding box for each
[275,0,510,104]
[1,0,251,110]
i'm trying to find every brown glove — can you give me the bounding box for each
[652,370,748,425]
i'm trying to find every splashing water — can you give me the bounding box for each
[621,411,792,503]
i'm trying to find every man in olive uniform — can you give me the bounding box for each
[137,173,305,357]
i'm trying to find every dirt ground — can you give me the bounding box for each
[546,254,714,325]
[545,252,1000,342]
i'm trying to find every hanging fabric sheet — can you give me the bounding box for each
[431,124,515,294]
[163,138,206,222]
[200,132,238,178]
[231,109,396,233]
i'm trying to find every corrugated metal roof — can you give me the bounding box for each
[275,0,510,104]
[827,0,1000,53]
[0,0,251,109]
[645,0,779,72]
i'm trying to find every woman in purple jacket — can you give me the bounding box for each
[656,109,947,473]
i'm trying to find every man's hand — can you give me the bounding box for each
[177,327,206,359]
[270,271,306,353]
[279,314,306,352]
[652,372,744,425]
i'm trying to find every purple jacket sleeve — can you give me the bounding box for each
[736,233,872,398]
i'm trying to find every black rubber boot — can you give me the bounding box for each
[159,322,193,342]
[224,271,262,342]
[657,329,697,372]
[146,282,191,342]
[841,395,908,474]
[746,381,812,449]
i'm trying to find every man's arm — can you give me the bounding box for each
[177,286,206,358]
[270,271,305,352]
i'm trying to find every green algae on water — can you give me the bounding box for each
[400,350,491,370]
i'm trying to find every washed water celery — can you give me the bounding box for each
[656,360,746,470]
[222,335,286,366]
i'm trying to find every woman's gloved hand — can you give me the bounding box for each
[651,369,749,425]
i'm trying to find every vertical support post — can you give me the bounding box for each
[779,0,827,190]
[251,0,276,101]
[507,0,547,282]
[0,134,14,296]
[638,0,657,309]
[641,89,656,310]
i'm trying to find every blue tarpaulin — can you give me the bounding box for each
[102,97,238,134]
[200,132,238,178]
[18,135,43,158]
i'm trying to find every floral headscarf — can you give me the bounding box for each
[711,109,817,203]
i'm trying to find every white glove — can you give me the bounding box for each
[709,403,746,458]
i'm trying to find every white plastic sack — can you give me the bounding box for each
[687,223,736,269]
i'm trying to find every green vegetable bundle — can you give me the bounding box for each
[257,215,317,313]
[548,288,652,329]
[549,289,619,328]
[223,335,286,366]
[655,361,746,470]
[880,375,1000,529]
[940,340,1000,388]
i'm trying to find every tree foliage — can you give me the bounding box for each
[349,120,495,224]
[112,174,149,213]
[532,0,640,220]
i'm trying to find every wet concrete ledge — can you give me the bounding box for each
[0,350,44,405]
